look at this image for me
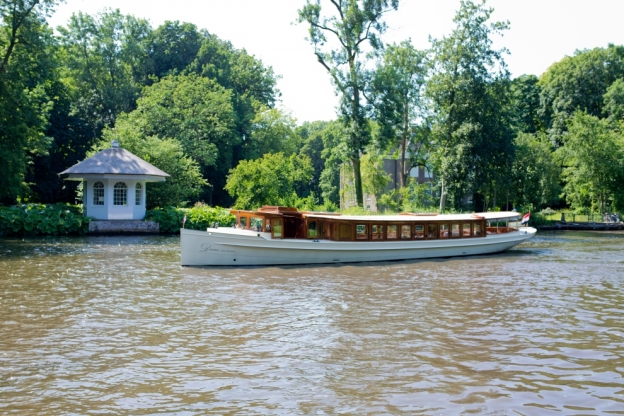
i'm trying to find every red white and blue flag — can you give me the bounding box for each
[521,212,530,225]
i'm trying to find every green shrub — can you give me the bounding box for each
[146,205,235,233]
[0,204,91,236]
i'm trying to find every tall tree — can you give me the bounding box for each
[109,73,237,205]
[510,74,542,134]
[225,152,313,209]
[150,21,202,79]
[427,0,512,211]
[370,40,428,188]
[0,0,58,203]
[539,44,624,146]
[297,0,399,207]
[557,112,624,213]
[57,9,153,137]
[187,33,279,157]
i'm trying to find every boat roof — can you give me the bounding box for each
[302,211,521,222]
[232,206,521,222]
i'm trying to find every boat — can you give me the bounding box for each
[180,206,536,266]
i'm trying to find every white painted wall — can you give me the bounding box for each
[85,178,147,220]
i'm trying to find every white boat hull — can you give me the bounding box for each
[180,227,537,266]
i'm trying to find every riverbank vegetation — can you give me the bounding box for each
[0,204,90,236]
[2,0,623,217]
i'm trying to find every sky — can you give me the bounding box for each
[48,0,624,123]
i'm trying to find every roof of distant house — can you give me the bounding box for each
[60,141,169,177]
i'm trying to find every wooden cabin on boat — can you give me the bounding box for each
[229,206,517,242]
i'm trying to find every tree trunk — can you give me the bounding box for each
[351,157,364,208]
[439,178,446,212]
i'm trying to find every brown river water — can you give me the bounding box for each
[1,231,623,415]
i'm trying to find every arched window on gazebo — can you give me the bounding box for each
[135,183,142,206]
[114,182,127,206]
[93,182,104,205]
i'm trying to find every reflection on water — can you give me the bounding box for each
[1,232,624,414]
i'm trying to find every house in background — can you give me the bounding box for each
[341,158,434,211]
[59,141,169,233]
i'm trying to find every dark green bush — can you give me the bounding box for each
[146,205,235,233]
[0,204,91,236]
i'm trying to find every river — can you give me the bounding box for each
[1,231,623,414]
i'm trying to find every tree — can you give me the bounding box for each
[557,112,624,212]
[603,78,624,123]
[370,40,428,188]
[225,153,314,209]
[97,123,207,209]
[150,21,202,79]
[243,105,299,160]
[427,0,513,212]
[187,33,279,153]
[510,74,542,134]
[510,132,560,210]
[297,0,398,207]
[296,121,331,203]
[0,0,58,203]
[110,73,237,205]
[539,44,624,145]
[57,10,153,135]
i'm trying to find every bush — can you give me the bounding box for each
[0,204,91,236]
[146,205,235,233]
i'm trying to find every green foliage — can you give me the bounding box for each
[557,111,624,212]
[539,44,624,145]
[225,152,314,209]
[297,0,398,207]
[0,0,57,203]
[427,0,514,211]
[99,125,207,209]
[510,132,561,210]
[151,21,202,78]
[243,105,299,160]
[57,10,153,132]
[0,204,90,236]
[511,74,543,134]
[370,41,428,187]
[146,205,234,233]
[378,182,437,213]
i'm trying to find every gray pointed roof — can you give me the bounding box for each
[60,145,169,177]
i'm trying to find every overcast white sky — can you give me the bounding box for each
[48,0,624,123]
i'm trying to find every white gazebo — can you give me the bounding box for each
[60,140,169,220]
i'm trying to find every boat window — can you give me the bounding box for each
[463,223,471,237]
[371,224,384,240]
[474,222,482,236]
[272,218,283,238]
[250,216,263,231]
[427,224,438,239]
[240,216,247,228]
[401,225,412,239]
[356,224,368,240]
[414,225,425,239]
[308,220,317,238]
[387,225,398,239]
[451,223,460,238]
[339,223,353,240]
[439,223,449,238]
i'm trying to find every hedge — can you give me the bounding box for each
[0,204,91,236]
[145,205,235,233]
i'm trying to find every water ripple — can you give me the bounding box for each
[1,232,623,414]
